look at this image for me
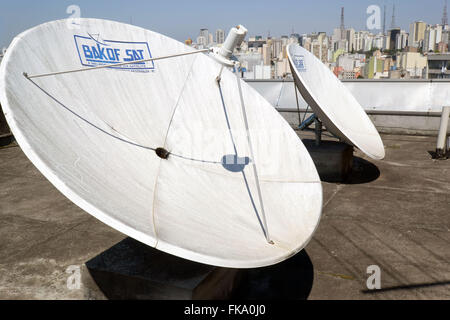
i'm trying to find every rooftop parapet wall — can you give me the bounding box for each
[246,79,450,135]
[246,79,450,114]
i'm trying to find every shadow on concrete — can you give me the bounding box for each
[85,238,314,300]
[428,150,449,160]
[361,280,450,294]
[0,103,14,147]
[231,250,314,300]
[343,157,380,185]
[0,134,14,147]
[0,103,10,135]
[85,237,240,300]
[302,139,354,183]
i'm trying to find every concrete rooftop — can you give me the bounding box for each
[0,133,449,299]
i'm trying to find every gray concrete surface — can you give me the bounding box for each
[0,132,449,300]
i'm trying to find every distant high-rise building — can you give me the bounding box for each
[346,28,355,52]
[271,39,282,59]
[383,5,387,35]
[372,33,385,50]
[424,24,443,52]
[438,41,448,53]
[388,28,401,51]
[199,28,210,45]
[301,35,312,51]
[354,31,374,52]
[215,29,225,44]
[427,54,450,79]
[317,32,329,61]
[248,36,266,53]
[332,28,342,43]
[262,43,271,65]
[396,52,427,78]
[409,21,427,48]
[290,32,301,43]
[443,29,450,49]
[397,30,409,50]
[196,35,207,47]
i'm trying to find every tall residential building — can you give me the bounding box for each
[290,33,301,43]
[248,37,266,50]
[332,28,342,41]
[372,33,385,50]
[275,58,290,78]
[262,43,271,65]
[271,39,282,60]
[427,53,450,78]
[396,52,427,78]
[280,35,289,46]
[199,28,210,45]
[354,31,373,52]
[409,21,427,48]
[397,30,409,50]
[196,36,207,47]
[438,41,448,53]
[388,28,401,51]
[301,35,312,52]
[317,32,329,61]
[424,24,443,52]
[215,29,225,44]
[443,29,450,49]
[346,28,355,52]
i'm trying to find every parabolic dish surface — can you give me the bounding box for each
[287,43,385,160]
[0,19,322,268]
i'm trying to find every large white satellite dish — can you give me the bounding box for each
[287,44,385,160]
[0,19,322,268]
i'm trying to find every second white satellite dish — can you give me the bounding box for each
[287,44,385,160]
[0,19,322,268]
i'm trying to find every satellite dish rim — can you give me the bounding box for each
[287,43,385,160]
[0,19,323,268]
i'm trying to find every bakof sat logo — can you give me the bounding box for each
[74,33,154,72]
[293,55,306,72]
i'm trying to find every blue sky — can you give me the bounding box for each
[0,0,446,48]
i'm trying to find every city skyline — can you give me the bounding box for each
[182,1,450,81]
[0,0,447,49]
